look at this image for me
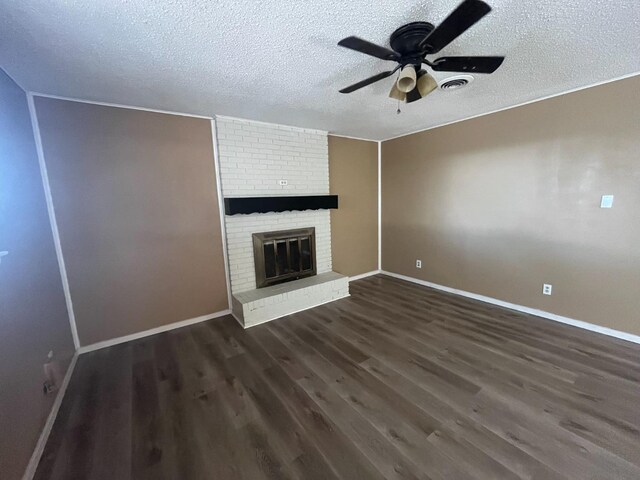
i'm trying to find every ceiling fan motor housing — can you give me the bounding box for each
[390,22,435,70]
[390,22,435,56]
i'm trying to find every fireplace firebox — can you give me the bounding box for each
[252,227,316,288]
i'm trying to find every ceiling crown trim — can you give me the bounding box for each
[380,70,640,142]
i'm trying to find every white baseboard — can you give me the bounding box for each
[77,309,232,354]
[349,270,381,282]
[380,270,640,345]
[22,352,79,480]
[242,294,351,329]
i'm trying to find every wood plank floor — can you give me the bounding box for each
[34,274,640,480]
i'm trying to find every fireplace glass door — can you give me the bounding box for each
[253,227,316,288]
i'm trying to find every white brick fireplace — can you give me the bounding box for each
[215,117,348,326]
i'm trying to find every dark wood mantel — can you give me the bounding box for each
[224,195,338,215]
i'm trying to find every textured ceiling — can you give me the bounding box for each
[1,0,639,140]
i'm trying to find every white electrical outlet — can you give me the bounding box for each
[278,179,288,186]
[600,195,614,208]
[416,260,422,269]
[542,284,552,295]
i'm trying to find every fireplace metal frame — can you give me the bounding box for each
[252,227,316,288]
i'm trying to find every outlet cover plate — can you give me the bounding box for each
[543,284,552,295]
[416,260,422,269]
[600,195,614,208]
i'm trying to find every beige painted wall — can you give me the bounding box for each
[382,75,640,335]
[0,71,74,479]
[329,135,378,277]
[34,97,228,346]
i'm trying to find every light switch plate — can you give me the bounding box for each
[600,195,614,208]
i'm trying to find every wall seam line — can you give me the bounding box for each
[27,93,81,349]
[210,117,233,310]
[28,92,212,120]
[380,70,640,142]
[377,140,382,270]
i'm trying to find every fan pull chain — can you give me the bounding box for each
[394,69,402,114]
[394,72,402,115]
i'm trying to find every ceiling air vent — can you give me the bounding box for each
[439,75,474,90]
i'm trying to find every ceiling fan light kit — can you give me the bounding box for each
[337,0,505,105]
[415,71,439,99]
[397,65,417,93]
[389,82,406,101]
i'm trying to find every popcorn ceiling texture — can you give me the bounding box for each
[1,1,639,139]
[216,117,332,294]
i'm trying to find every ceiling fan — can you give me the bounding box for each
[337,0,504,104]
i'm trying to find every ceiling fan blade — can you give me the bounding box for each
[419,0,492,54]
[338,36,400,61]
[430,56,504,73]
[339,67,399,94]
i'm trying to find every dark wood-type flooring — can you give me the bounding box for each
[35,274,640,479]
